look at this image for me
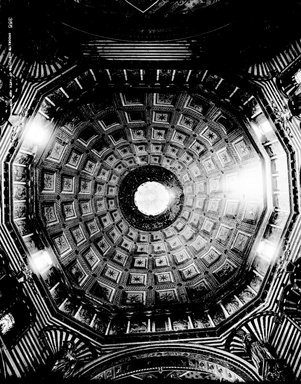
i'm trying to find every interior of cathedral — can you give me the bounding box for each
[0,0,301,381]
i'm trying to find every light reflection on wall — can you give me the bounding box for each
[22,114,52,149]
[29,250,53,275]
[225,163,264,201]
[256,240,277,263]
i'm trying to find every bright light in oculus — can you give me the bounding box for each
[134,181,173,216]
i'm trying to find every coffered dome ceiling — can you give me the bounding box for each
[36,89,265,311]
[9,67,290,339]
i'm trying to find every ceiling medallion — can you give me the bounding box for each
[118,165,184,231]
[123,0,161,13]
